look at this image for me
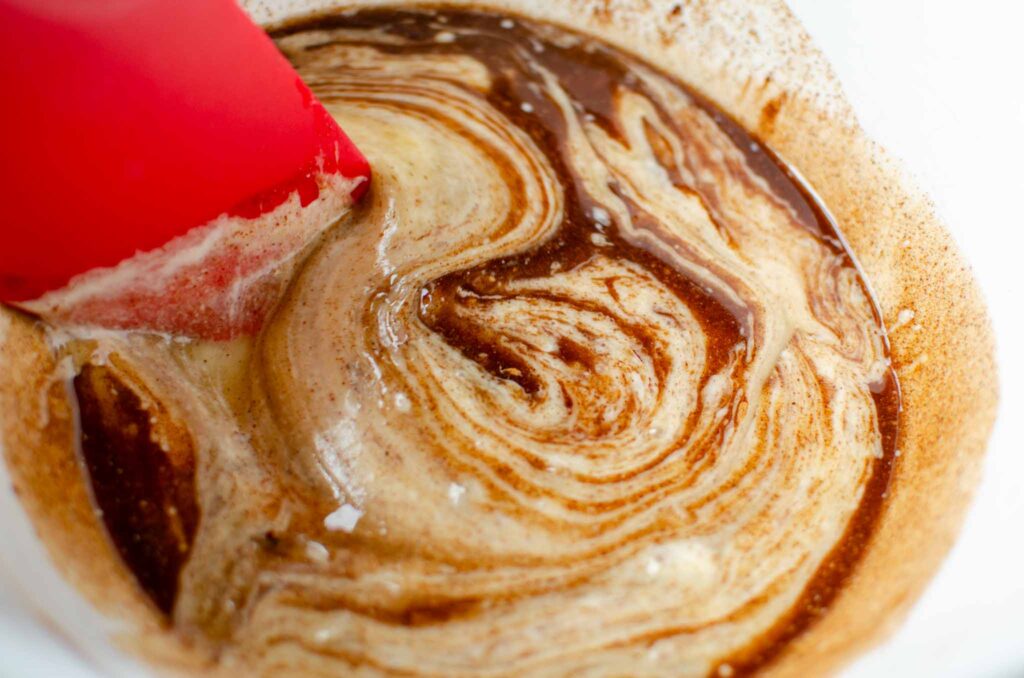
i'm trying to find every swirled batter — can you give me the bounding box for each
[57,9,899,677]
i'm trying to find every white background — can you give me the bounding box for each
[1,1,1022,676]
[785,1,1024,676]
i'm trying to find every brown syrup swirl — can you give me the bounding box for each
[64,9,898,676]
[74,364,198,614]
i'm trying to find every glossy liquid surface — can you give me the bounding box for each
[71,9,899,676]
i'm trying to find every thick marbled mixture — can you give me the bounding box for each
[57,10,898,677]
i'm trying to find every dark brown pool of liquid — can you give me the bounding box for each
[74,364,198,615]
[71,8,900,675]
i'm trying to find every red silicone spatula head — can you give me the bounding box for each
[0,0,370,338]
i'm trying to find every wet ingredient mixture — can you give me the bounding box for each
[25,9,900,677]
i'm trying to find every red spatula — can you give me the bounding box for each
[0,0,370,339]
